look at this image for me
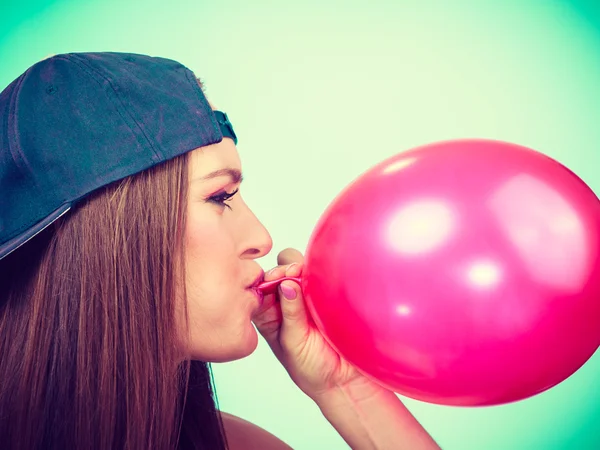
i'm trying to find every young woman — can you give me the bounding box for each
[0,52,440,449]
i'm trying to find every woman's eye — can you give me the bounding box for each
[208,188,239,210]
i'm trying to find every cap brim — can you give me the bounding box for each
[0,204,71,260]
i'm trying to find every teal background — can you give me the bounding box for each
[2,1,600,448]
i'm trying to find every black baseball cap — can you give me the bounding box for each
[0,52,238,260]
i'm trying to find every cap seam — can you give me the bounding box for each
[184,68,222,140]
[6,73,35,177]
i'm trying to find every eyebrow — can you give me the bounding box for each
[195,168,244,184]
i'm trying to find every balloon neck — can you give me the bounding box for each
[257,276,302,294]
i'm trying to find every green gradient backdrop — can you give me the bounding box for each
[2,1,600,448]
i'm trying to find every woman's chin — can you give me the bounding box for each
[190,325,259,363]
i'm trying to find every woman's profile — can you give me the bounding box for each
[0,52,439,450]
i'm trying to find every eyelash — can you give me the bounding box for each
[208,188,239,210]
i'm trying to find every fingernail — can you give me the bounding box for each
[266,267,278,277]
[286,263,298,272]
[280,283,297,300]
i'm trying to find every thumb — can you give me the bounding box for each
[278,280,310,349]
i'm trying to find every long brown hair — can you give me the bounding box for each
[0,152,228,449]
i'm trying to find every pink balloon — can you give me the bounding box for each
[301,139,600,406]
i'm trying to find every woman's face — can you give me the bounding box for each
[180,130,273,362]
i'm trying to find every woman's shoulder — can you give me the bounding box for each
[220,411,293,450]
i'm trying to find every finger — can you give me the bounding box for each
[261,259,302,292]
[284,262,303,278]
[278,280,310,351]
[264,253,302,281]
[257,263,303,296]
[253,300,283,345]
[264,266,286,281]
[277,248,305,266]
[253,263,301,340]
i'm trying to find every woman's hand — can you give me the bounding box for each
[251,247,372,401]
[252,248,440,450]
